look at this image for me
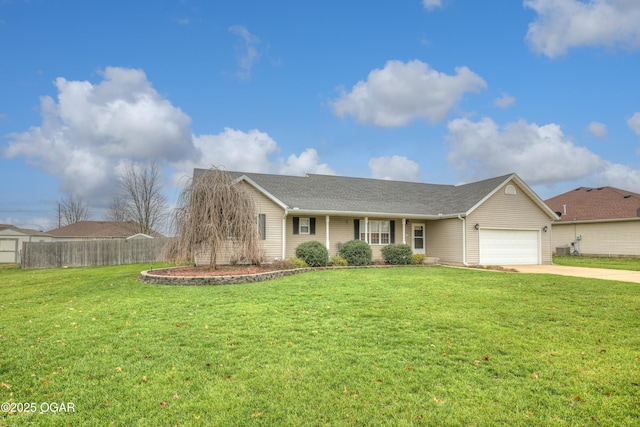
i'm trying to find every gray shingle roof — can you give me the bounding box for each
[195,169,514,217]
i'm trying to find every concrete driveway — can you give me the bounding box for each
[512,265,640,283]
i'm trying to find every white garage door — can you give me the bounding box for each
[479,229,540,265]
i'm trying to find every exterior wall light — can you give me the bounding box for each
[543,226,548,232]
[474,223,480,230]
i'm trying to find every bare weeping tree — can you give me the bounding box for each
[165,167,263,269]
[114,160,168,235]
[57,194,91,226]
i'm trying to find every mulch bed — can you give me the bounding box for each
[150,265,277,277]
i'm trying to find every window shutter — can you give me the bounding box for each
[310,218,316,235]
[293,217,299,235]
[354,219,360,240]
[259,214,266,240]
[390,220,395,244]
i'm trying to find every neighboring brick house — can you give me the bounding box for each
[194,169,558,266]
[545,186,640,256]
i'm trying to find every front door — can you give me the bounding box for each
[412,224,425,255]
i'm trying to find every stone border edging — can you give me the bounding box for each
[139,264,436,286]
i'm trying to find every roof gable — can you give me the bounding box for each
[545,186,640,222]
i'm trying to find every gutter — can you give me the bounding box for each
[457,215,469,266]
[287,208,463,220]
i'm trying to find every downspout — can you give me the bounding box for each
[325,215,330,254]
[282,210,288,260]
[457,215,469,266]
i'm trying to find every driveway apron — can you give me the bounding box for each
[512,265,640,284]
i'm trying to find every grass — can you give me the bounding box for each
[1,264,639,426]
[554,255,640,271]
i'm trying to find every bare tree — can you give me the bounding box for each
[105,195,131,222]
[115,160,168,235]
[165,167,263,269]
[57,194,91,226]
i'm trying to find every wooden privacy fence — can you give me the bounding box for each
[21,238,173,269]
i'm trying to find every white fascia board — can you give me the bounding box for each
[233,175,290,211]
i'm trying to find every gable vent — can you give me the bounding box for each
[505,184,516,195]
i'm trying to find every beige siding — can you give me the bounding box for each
[425,218,464,265]
[241,183,285,261]
[552,220,640,256]
[285,215,327,259]
[466,180,553,265]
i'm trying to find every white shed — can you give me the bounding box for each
[0,224,54,263]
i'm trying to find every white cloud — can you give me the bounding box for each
[494,93,516,108]
[446,117,604,184]
[330,59,486,127]
[524,0,640,57]
[4,67,193,200]
[587,121,608,139]
[369,155,420,181]
[422,0,443,10]
[229,25,261,80]
[172,131,337,185]
[278,148,336,176]
[172,128,279,183]
[628,112,640,136]
[597,162,640,192]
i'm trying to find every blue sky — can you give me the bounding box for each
[2,0,640,231]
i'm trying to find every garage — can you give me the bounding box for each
[479,229,540,265]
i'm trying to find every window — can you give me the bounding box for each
[293,217,316,235]
[299,218,310,234]
[257,214,266,240]
[359,220,390,245]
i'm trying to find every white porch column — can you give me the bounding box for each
[364,217,369,243]
[325,215,330,253]
[402,218,406,244]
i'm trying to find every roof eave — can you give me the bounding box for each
[286,208,464,219]
[234,175,290,211]
[553,217,640,225]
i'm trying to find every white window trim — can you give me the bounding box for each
[299,217,310,234]
[360,220,390,245]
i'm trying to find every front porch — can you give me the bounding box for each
[284,215,444,261]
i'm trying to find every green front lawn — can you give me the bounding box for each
[1,264,639,426]
[554,255,640,271]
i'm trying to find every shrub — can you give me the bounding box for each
[381,244,413,265]
[288,257,308,268]
[295,241,329,267]
[270,259,296,270]
[330,255,348,266]
[339,240,372,266]
[412,254,426,265]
